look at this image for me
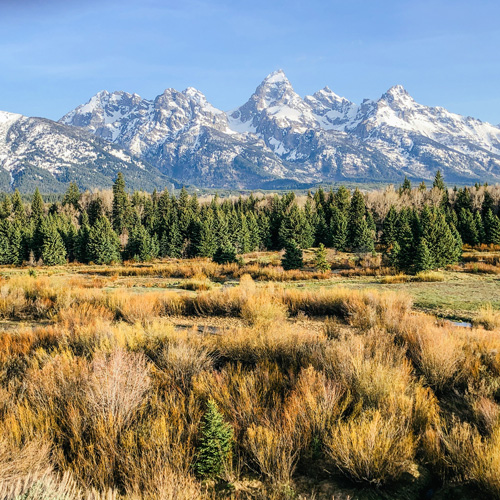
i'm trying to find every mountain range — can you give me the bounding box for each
[1,70,500,191]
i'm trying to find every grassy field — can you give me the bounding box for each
[0,253,499,499]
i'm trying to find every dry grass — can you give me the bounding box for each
[474,303,500,330]
[413,270,445,282]
[0,268,499,497]
[324,409,417,486]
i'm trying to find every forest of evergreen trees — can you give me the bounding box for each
[0,171,499,273]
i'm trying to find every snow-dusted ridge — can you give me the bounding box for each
[4,70,500,191]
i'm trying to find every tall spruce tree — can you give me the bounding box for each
[314,243,330,271]
[88,216,121,264]
[62,182,81,210]
[381,206,398,248]
[112,173,131,235]
[329,206,347,251]
[40,219,67,266]
[348,189,374,252]
[484,209,500,245]
[195,399,233,479]
[282,239,303,270]
[414,238,433,273]
[76,212,91,263]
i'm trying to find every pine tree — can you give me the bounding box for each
[314,243,330,271]
[213,238,237,264]
[126,224,159,261]
[484,209,500,245]
[386,241,401,269]
[40,219,67,266]
[62,182,81,210]
[76,212,91,263]
[0,195,12,219]
[400,176,411,194]
[112,172,131,235]
[433,170,446,191]
[197,210,217,258]
[30,188,44,223]
[334,186,351,214]
[87,197,105,226]
[348,189,374,252]
[282,239,303,270]
[257,212,271,250]
[414,238,433,273]
[0,220,22,265]
[11,189,25,221]
[88,216,121,264]
[329,206,347,251]
[163,216,184,258]
[396,220,415,272]
[457,208,479,245]
[474,211,486,243]
[315,207,329,246]
[381,206,398,248]
[195,399,233,479]
[482,191,495,218]
[432,211,462,267]
[247,212,261,251]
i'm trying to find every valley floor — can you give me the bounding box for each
[0,252,499,499]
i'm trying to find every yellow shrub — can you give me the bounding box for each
[325,409,416,486]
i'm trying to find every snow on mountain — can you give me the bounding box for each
[59,71,500,187]
[0,111,172,192]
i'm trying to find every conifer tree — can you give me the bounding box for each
[396,220,415,271]
[76,212,91,263]
[329,206,347,251]
[381,206,398,248]
[457,208,479,245]
[474,211,486,243]
[236,212,251,254]
[315,207,329,246]
[282,239,303,270]
[213,238,237,264]
[112,172,131,235]
[40,219,67,266]
[0,220,22,265]
[161,215,183,258]
[400,176,412,194]
[0,195,12,219]
[257,212,271,250]
[30,187,44,223]
[386,240,401,269]
[484,209,500,245]
[11,189,25,221]
[195,399,233,479]
[482,191,495,218]
[314,243,330,271]
[62,182,81,210]
[87,197,106,226]
[414,238,433,273]
[247,211,261,251]
[433,170,446,191]
[197,210,217,258]
[88,216,121,264]
[335,186,351,214]
[348,189,374,251]
[126,224,159,261]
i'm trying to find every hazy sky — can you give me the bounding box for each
[1,0,499,124]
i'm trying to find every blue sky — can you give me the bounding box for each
[1,0,499,124]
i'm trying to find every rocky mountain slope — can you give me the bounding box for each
[60,70,500,188]
[2,71,499,192]
[0,110,173,192]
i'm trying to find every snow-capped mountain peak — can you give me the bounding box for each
[57,72,500,189]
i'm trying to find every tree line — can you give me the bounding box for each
[0,171,499,272]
